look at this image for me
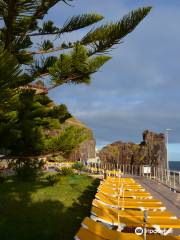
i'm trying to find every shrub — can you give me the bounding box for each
[72,162,84,171]
[0,175,5,184]
[45,174,61,186]
[14,158,44,181]
[60,167,73,176]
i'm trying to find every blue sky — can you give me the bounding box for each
[46,0,180,161]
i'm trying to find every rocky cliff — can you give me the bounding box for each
[65,118,96,161]
[99,130,167,167]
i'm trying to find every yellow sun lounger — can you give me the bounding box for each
[98,188,152,199]
[98,185,152,196]
[91,206,180,230]
[91,205,175,221]
[106,170,122,174]
[96,192,162,204]
[94,195,166,211]
[75,227,180,240]
[101,181,142,188]
[101,181,143,187]
[106,177,135,183]
[75,217,180,240]
[101,182,146,191]
[92,202,176,219]
[100,182,144,189]
[75,227,106,240]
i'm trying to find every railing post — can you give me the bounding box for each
[174,171,176,189]
[161,168,163,184]
[165,169,167,185]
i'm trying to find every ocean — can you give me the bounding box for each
[169,161,180,171]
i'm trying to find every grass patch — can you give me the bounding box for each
[0,173,99,240]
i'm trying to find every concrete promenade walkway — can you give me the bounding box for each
[132,175,180,235]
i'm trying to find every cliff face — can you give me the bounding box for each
[99,130,167,167]
[68,139,96,162]
[65,118,96,161]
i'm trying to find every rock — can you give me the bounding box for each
[68,138,96,162]
[65,117,96,162]
[99,130,167,167]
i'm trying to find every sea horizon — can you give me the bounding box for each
[169,161,180,171]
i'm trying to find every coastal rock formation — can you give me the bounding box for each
[65,118,96,161]
[68,138,96,162]
[99,130,167,167]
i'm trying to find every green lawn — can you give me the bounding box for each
[0,173,99,240]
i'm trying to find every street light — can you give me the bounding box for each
[165,128,172,170]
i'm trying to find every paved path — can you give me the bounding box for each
[132,176,180,235]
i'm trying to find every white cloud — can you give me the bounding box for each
[49,0,180,148]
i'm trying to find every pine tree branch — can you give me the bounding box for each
[19,46,67,56]
[28,13,104,37]
[4,0,17,50]
[11,1,73,48]
[82,7,152,56]
[48,74,86,90]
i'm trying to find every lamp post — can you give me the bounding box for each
[165,129,172,170]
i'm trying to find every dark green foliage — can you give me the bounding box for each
[59,13,104,35]
[49,44,111,86]
[40,40,54,51]
[72,162,84,171]
[0,175,5,183]
[82,7,152,55]
[0,90,72,155]
[14,159,44,181]
[0,0,152,87]
[31,56,58,78]
[39,21,59,34]
[60,167,73,176]
[45,173,61,186]
[0,1,152,158]
[45,126,90,156]
[48,104,72,123]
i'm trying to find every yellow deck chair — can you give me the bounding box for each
[100,182,144,189]
[91,202,175,219]
[75,217,180,240]
[118,216,180,229]
[96,192,162,204]
[106,170,122,174]
[75,227,180,240]
[99,184,147,191]
[105,180,136,185]
[98,185,151,194]
[101,182,146,191]
[106,176,134,181]
[101,180,142,186]
[91,206,180,230]
[91,206,175,220]
[94,196,166,211]
[98,187,152,199]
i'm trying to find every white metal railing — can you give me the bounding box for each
[86,163,180,192]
